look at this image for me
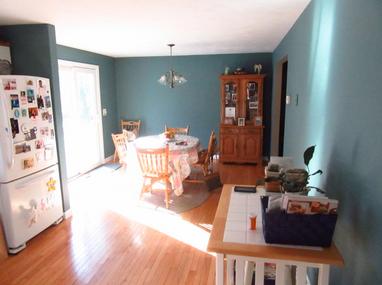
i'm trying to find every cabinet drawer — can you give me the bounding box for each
[220,127,239,135]
[238,127,262,135]
[221,126,262,135]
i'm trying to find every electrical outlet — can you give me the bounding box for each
[102,108,107,116]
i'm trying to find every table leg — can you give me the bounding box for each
[275,262,287,285]
[227,258,234,285]
[318,264,330,285]
[254,261,265,285]
[216,253,224,285]
[235,258,245,285]
[296,265,307,285]
[244,261,255,285]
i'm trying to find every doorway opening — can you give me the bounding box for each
[278,61,288,156]
[271,57,288,156]
[58,60,104,179]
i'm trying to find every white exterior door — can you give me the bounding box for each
[58,60,104,179]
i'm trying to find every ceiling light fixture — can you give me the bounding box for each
[158,44,187,88]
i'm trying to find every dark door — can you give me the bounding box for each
[278,61,288,156]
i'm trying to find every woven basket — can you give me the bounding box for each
[260,196,337,247]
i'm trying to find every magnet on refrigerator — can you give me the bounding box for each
[26,89,35,103]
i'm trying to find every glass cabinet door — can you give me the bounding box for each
[223,81,239,124]
[244,80,262,126]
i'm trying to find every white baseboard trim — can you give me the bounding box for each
[63,209,72,219]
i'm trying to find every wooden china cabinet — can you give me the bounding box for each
[219,74,266,164]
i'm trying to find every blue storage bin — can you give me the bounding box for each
[260,196,337,247]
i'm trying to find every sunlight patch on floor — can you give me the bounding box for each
[68,163,214,257]
[198,223,213,232]
[120,204,214,256]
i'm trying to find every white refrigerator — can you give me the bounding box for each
[0,75,63,254]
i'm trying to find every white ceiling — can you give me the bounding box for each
[0,0,310,58]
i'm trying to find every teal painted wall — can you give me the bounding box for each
[0,24,70,211]
[56,45,118,157]
[115,53,273,152]
[273,0,382,284]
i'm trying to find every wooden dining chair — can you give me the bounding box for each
[112,130,136,163]
[164,124,190,135]
[111,132,130,167]
[191,130,217,177]
[136,145,172,209]
[121,119,141,137]
[123,129,136,141]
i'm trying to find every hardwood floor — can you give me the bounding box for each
[0,161,263,285]
[219,162,264,185]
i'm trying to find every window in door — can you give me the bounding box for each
[58,60,104,179]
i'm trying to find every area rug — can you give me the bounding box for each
[82,162,121,177]
[139,174,222,214]
[93,162,121,172]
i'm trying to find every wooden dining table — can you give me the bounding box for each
[133,134,200,195]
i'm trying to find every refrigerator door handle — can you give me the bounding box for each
[0,97,14,168]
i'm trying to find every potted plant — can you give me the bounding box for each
[265,146,324,194]
[282,145,324,194]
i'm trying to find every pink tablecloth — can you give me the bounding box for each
[133,134,200,195]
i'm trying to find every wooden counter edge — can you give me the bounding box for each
[207,184,344,268]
